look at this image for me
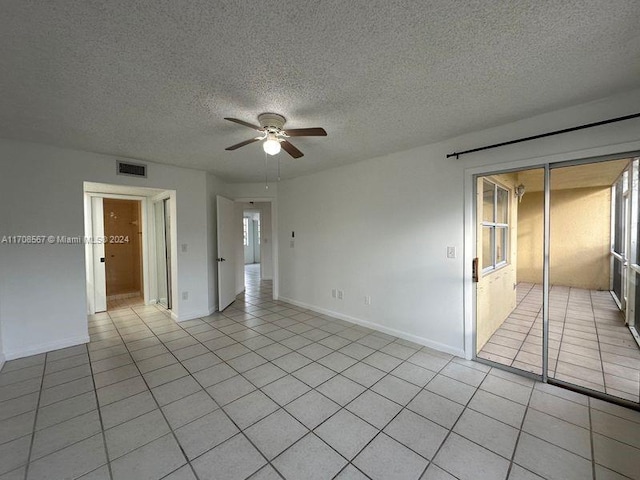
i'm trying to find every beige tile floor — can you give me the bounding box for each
[107,295,144,311]
[478,283,640,403]
[1,272,640,479]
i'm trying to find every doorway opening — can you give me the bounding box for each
[83,182,177,315]
[215,196,276,312]
[474,155,640,407]
[243,208,261,281]
[235,201,273,296]
[103,198,143,310]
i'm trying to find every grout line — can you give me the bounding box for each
[589,397,596,480]
[103,307,202,480]
[590,289,608,394]
[85,343,115,480]
[203,276,442,476]
[505,376,536,479]
[551,285,571,376]
[128,294,286,479]
[22,353,50,480]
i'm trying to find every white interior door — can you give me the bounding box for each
[92,197,107,312]
[217,195,237,311]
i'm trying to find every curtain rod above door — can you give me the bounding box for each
[447,112,640,159]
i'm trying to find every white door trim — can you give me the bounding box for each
[85,193,149,314]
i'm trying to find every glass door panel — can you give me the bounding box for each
[475,168,544,376]
[548,158,640,404]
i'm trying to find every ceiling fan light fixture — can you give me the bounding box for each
[263,135,281,155]
[224,113,325,158]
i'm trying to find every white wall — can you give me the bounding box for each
[0,140,222,359]
[277,88,640,357]
[257,203,273,280]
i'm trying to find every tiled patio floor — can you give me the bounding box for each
[478,283,640,403]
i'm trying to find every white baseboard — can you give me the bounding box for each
[4,335,91,361]
[277,296,465,358]
[172,310,214,323]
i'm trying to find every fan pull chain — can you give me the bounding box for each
[277,156,281,182]
[264,151,269,189]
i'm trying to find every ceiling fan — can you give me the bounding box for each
[224,113,327,158]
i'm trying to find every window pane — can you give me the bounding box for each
[496,227,507,264]
[496,187,508,224]
[483,180,494,222]
[482,227,493,269]
[243,218,249,246]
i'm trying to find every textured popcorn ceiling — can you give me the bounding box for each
[1,1,639,181]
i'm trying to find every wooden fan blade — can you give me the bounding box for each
[284,127,327,137]
[224,118,264,131]
[281,140,304,158]
[225,137,261,151]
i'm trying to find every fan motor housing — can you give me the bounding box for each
[258,113,286,131]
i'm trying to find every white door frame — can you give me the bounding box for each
[85,193,149,314]
[235,197,278,300]
[150,192,176,310]
[90,197,106,312]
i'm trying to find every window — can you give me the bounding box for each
[243,218,249,246]
[256,220,261,245]
[482,179,509,271]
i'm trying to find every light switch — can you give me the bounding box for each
[181,243,188,253]
[446,246,456,259]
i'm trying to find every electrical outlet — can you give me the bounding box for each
[331,289,337,298]
[337,290,344,300]
[446,246,456,259]
[181,243,188,253]
[364,295,371,305]
[182,291,188,300]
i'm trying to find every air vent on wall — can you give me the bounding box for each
[117,160,147,178]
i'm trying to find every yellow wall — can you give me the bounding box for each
[517,187,611,289]
[476,174,518,350]
[104,199,143,296]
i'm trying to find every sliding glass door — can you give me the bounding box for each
[475,155,640,406]
[475,168,545,377]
